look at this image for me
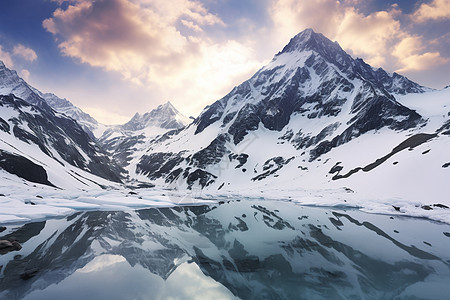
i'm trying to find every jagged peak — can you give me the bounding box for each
[122,101,189,131]
[162,100,174,107]
[156,100,178,114]
[277,28,341,55]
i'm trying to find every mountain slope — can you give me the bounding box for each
[0,61,50,110]
[0,93,123,189]
[31,89,104,138]
[0,60,195,188]
[131,28,449,204]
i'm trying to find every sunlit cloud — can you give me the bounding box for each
[269,0,344,46]
[392,36,449,72]
[181,19,203,32]
[19,69,31,81]
[334,8,401,66]
[412,0,450,22]
[42,0,261,117]
[0,45,36,82]
[13,44,37,62]
[0,46,14,67]
[82,106,131,125]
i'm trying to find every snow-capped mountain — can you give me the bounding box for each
[133,28,449,203]
[0,61,103,138]
[31,89,104,138]
[0,93,122,189]
[122,101,190,131]
[0,28,449,211]
[99,101,190,178]
[0,61,50,110]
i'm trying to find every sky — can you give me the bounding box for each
[0,0,449,125]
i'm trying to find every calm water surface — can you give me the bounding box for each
[1,199,449,299]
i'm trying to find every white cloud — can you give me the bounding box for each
[392,36,449,72]
[181,19,203,32]
[412,0,450,22]
[0,46,14,67]
[19,69,31,80]
[334,8,402,66]
[13,44,37,62]
[43,0,261,118]
[42,0,226,82]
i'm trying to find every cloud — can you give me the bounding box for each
[412,0,450,22]
[269,0,344,46]
[269,0,448,71]
[181,19,203,32]
[83,105,134,125]
[0,44,37,69]
[392,36,449,72]
[13,44,38,62]
[0,46,14,67]
[42,0,228,83]
[334,8,402,66]
[42,0,260,117]
[19,69,31,80]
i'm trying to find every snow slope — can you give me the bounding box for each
[32,89,106,138]
[0,94,122,187]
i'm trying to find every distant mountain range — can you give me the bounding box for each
[0,28,449,202]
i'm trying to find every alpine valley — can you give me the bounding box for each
[0,28,449,224]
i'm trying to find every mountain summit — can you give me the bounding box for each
[122,101,189,131]
[279,28,344,57]
[98,101,191,176]
[277,28,427,95]
[0,60,51,109]
[0,28,448,207]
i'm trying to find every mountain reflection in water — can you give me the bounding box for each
[1,200,449,300]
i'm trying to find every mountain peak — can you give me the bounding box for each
[122,101,189,131]
[158,101,177,113]
[278,28,339,55]
[162,100,174,107]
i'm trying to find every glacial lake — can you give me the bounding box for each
[1,199,450,300]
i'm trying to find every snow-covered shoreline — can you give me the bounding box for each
[1,173,448,225]
[197,188,450,225]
